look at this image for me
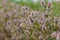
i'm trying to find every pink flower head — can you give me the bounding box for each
[56,32,60,40]
[51,32,57,38]
[21,6,29,12]
[47,2,52,10]
[40,0,46,8]
[41,25,47,31]
[6,20,12,27]
[30,11,39,17]
[38,35,44,40]
[48,2,51,8]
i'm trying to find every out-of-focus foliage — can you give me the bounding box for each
[9,0,60,15]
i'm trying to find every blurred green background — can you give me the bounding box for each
[9,0,60,15]
[0,0,60,15]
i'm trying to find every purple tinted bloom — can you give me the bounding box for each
[51,32,57,38]
[56,32,60,40]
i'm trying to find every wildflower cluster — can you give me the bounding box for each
[0,0,60,40]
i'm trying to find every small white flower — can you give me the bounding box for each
[24,30,30,36]
[40,0,46,8]
[30,11,39,17]
[25,18,32,26]
[21,6,29,12]
[38,35,44,40]
[54,17,58,23]
[6,20,12,27]
[41,25,47,31]
[51,32,57,38]
[5,11,13,17]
